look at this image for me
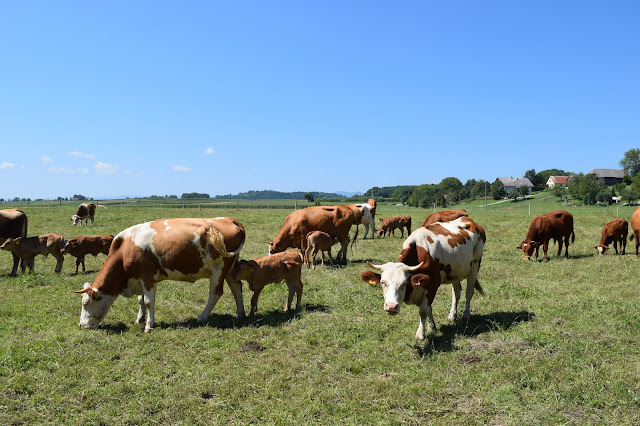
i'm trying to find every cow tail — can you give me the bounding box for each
[206,225,244,257]
[97,204,107,209]
[571,230,575,243]
[351,224,359,252]
[22,213,28,238]
[474,279,485,296]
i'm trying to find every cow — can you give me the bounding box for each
[230,250,304,316]
[0,233,65,274]
[346,199,377,239]
[304,230,341,268]
[74,217,246,332]
[61,234,114,274]
[361,216,486,340]
[594,218,628,255]
[630,207,640,255]
[269,205,356,264]
[422,209,468,227]
[71,202,107,226]
[0,208,28,276]
[517,210,575,261]
[377,216,412,238]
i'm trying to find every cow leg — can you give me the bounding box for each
[249,286,263,316]
[292,277,303,311]
[226,276,246,320]
[319,250,325,267]
[27,258,35,274]
[141,284,156,332]
[338,239,348,264]
[284,280,295,312]
[448,282,462,321]
[327,248,334,267]
[9,253,20,277]
[462,271,480,319]
[74,257,81,274]
[417,299,436,341]
[304,246,312,268]
[564,235,570,258]
[636,234,639,255]
[136,295,146,325]
[613,240,619,255]
[363,224,369,239]
[542,242,549,261]
[621,237,626,255]
[197,271,224,323]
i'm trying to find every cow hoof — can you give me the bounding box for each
[448,314,457,322]
[196,315,208,324]
[144,327,153,333]
[416,333,425,341]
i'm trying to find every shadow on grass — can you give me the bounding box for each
[414,310,534,357]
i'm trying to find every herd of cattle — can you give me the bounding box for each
[1,201,640,339]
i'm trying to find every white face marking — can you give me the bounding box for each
[376,262,413,313]
[79,285,116,329]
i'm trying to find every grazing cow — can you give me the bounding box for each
[0,208,28,276]
[630,207,640,255]
[594,218,628,255]
[231,250,304,316]
[517,210,575,261]
[74,217,246,332]
[0,233,65,274]
[304,230,340,267]
[71,202,106,226]
[422,209,468,227]
[346,199,377,239]
[61,234,114,274]
[269,205,356,264]
[377,216,412,238]
[361,217,486,340]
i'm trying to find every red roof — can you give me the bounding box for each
[551,176,569,184]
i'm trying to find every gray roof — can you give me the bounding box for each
[497,177,534,187]
[588,169,626,179]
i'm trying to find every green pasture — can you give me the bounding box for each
[1,198,639,424]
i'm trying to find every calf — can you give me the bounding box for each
[61,234,114,274]
[231,250,303,316]
[377,216,412,238]
[517,210,574,261]
[0,233,65,274]
[630,207,640,255]
[362,217,485,340]
[594,218,628,255]
[304,230,340,268]
[0,208,28,276]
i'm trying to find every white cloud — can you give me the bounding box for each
[48,166,76,174]
[204,147,216,155]
[95,162,118,175]
[172,165,192,172]
[0,162,15,169]
[67,150,95,159]
[41,156,54,165]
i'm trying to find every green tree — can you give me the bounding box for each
[470,179,489,199]
[524,169,542,190]
[439,177,463,202]
[408,184,439,208]
[491,180,506,200]
[619,148,640,177]
[304,192,314,203]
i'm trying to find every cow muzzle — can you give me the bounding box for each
[384,302,400,314]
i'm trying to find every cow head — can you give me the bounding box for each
[594,244,608,255]
[0,237,21,251]
[231,259,257,282]
[268,240,286,256]
[516,240,541,260]
[361,261,425,314]
[70,215,82,226]
[74,282,116,329]
[61,239,76,254]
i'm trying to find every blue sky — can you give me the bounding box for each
[1,1,639,199]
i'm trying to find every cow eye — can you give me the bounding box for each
[380,281,388,288]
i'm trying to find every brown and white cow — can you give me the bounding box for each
[594,218,628,255]
[304,230,340,268]
[361,217,486,340]
[346,199,377,239]
[74,217,246,332]
[61,234,114,274]
[71,202,106,226]
[231,250,304,316]
[630,207,640,255]
[377,216,412,238]
[0,233,65,274]
[517,210,575,261]
[0,208,28,276]
[422,209,468,227]
[269,205,356,264]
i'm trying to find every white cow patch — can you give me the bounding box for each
[164,220,172,231]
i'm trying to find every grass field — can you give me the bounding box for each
[1,198,640,424]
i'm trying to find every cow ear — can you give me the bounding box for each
[531,241,542,248]
[360,271,380,286]
[410,273,430,289]
[516,243,522,249]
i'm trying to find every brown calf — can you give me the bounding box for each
[0,233,65,274]
[594,218,628,255]
[304,230,340,268]
[517,210,574,261]
[231,250,303,316]
[377,216,412,238]
[61,234,114,274]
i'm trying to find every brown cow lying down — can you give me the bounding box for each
[517,210,575,261]
[377,216,412,238]
[0,233,65,274]
[422,209,468,227]
[231,250,303,316]
[75,218,246,332]
[62,234,114,274]
[594,218,628,255]
[304,230,340,268]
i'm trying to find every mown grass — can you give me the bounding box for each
[1,200,640,424]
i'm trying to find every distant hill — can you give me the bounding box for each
[213,190,346,200]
